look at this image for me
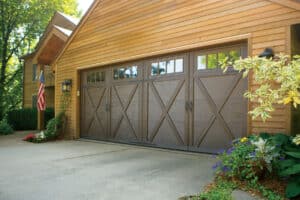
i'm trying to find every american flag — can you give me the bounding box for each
[37,70,46,111]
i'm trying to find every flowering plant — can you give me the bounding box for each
[23,133,36,142]
[23,131,47,143]
[250,136,280,172]
[213,135,280,182]
[292,134,300,145]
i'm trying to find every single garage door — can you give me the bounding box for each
[81,44,248,153]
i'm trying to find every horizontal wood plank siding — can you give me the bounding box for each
[56,0,300,138]
[23,58,37,108]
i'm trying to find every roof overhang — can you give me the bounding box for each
[32,25,69,65]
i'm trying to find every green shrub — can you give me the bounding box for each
[271,134,300,199]
[7,108,54,130]
[7,108,37,130]
[0,119,14,135]
[197,179,236,200]
[44,112,65,139]
[44,108,55,125]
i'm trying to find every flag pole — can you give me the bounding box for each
[37,65,45,130]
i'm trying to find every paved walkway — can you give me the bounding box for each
[0,132,216,200]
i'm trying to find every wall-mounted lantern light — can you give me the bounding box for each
[62,79,72,92]
[259,48,274,59]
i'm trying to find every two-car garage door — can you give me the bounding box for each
[80,44,248,153]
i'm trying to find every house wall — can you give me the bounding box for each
[23,59,55,109]
[23,57,37,108]
[55,0,300,139]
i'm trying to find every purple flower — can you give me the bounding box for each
[222,166,231,172]
[217,149,226,155]
[227,147,235,154]
[212,161,222,170]
[249,151,256,157]
[279,156,285,160]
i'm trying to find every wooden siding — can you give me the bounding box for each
[23,57,37,108]
[23,59,55,109]
[55,0,300,138]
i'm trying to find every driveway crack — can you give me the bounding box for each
[54,148,131,161]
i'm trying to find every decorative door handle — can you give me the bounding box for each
[189,101,193,111]
[185,101,193,111]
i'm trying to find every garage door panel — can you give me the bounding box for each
[148,86,163,137]
[114,118,137,141]
[220,77,248,139]
[169,86,186,143]
[199,75,237,110]
[193,120,232,153]
[111,83,141,141]
[126,86,141,138]
[153,79,182,106]
[152,119,185,149]
[114,84,137,106]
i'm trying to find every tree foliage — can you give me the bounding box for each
[222,55,300,121]
[0,0,81,119]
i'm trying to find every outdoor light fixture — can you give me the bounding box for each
[259,48,274,59]
[61,79,72,92]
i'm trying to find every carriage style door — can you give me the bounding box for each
[81,68,109,140]
[80,44,248,153]
[189,45,248,153]
[145,54,189,150]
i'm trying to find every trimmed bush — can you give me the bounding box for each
[7,108,54,130]
[0,119,14,135]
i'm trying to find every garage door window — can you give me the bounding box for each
[151,58,183,76]
[197,49,241,70]
[87,71,105,84]
[113,66,138,80]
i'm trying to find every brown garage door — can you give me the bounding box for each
[81,44,248,153]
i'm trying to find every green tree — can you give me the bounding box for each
[222,55,300,121]
[0,0,81,119]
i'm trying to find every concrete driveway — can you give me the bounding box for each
[0,132,216,200]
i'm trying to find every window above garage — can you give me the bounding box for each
[87,71,105,84]
[113,65,138,80]
[151,58,184,76]
[197,47,242,71]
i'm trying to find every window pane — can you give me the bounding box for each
[151,63,158,76]
[100,72,105,81]
[218,52,227,61]
[207,54,217,69]
[197,55,206,70]
[113,69,119,80]
[229,50,240,62]
[87,73,90,83]
[96,72,101,82]
[159,61,166,75]
[218,52,227,67]
[124,67,131,78]
[132,66,138,77]
[119,68,125,79]
[166,60,175,73]
[175,59,183,72]
[90,72,96,83]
